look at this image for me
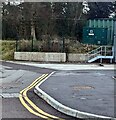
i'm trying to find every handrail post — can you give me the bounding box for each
[105,46,106,56]
[101,46,102,56]
[87,53,89,62]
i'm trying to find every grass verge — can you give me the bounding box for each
[1,40,16,60]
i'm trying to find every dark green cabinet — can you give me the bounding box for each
[83,27,108,45]
[82,19,116,45]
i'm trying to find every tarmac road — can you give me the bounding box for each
[1,61,77,119]
[40,70,115,118]
[1,61,115,119]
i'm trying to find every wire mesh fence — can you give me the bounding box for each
[16,37,65,53]
[16,36,99,54]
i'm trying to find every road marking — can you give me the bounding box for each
[0,93,19,98]
[20,74,46,93]
[19,74,49,119]
[19,74,63,120]
[19,93,48,119]
[23,86,59,119]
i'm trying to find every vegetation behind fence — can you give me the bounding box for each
[16,38,98,53]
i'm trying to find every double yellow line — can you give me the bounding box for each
[19,74,63,120]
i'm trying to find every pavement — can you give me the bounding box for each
[5,60,115,70]
[1,61,116,119]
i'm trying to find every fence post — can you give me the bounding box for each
[48,35,51,52]
[32,38,33,52]
[16,39,18,52]
[16,35,19,52]
[62,37,65,53]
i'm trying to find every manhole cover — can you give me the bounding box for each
[71,85,94,91]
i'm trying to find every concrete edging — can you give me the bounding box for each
[34,72,116,119]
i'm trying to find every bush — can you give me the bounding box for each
[66,40,98,53]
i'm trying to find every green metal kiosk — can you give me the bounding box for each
[83,19,116,45]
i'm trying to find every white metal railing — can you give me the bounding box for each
[87,46,113,62]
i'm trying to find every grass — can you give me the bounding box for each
[1,40,16,60]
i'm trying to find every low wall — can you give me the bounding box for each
[14,52,89,62]
[14,52,66,62]
[68,53,88,62]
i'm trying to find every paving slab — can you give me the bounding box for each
[40,70,115,118]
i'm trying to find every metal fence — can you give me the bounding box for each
[16,37,65,53]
